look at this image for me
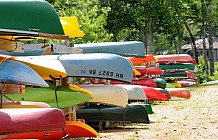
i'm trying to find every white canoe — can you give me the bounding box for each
[114,84,147,101]
[78,84,128,107]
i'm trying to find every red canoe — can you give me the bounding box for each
[2,101,51,108]
[165,88,191,99]
[154,54,195,64]
[135,66,163,75]
[140,86,169,101]
[109,78,157,87]
[3,121,99,139]
[0,108,66,135]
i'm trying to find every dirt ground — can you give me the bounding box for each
[94,84,218,140]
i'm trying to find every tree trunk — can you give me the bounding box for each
[146,16,153,55]
[208,22,214,76]
[202,0,209,81]
[207,0,214,76]
[174,5,199,63]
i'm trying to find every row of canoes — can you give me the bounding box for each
[0,0,196,138]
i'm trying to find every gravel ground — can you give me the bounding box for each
[95,84,218,140]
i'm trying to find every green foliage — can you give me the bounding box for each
[195,56,207,83]
[47,0,113,43]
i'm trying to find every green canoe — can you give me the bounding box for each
[0,0,64,35]
[153,77,166,89]
[159,63,196,71]
[76,104,150,123]
[3,84,92,109]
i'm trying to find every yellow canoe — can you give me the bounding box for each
[60,16,84,38]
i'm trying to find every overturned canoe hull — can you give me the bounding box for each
[0,0,64,35]
[115,84,147,101]
[74,41,146,57]
[0,108,66,135]
[76,104,150,123]
[0,60,48,87]
[165,88,191,99]
[78,84,128,107]
[3,121,98,139]
[29,53,134,83]
[3,84,92,108]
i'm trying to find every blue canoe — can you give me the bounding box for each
[27,53,134,83]
[0,60,48,87]
[0,41,145,57]
[74,41,146,57]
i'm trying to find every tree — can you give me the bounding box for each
[47,0,113,43]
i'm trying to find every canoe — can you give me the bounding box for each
[140,86,169,101]
[154,88,171,99]
[3,83,92,108]
[109,78,157,87]
[114,84,147,101]
[154,54,194,64]
[130,103,154,114]
[128,55,157,65]
[29,53,134,83]
[135,66,163,75]
[0,60,48,87]
[3,121,98,139]
[0,0,68,40]
[165,88,191,99]
[74,41,146,57]
[60,17,84,38]
[0,43,83,56]
[166,83,176,88]
[77,84,128,107]
[2,101,51,108]
[186,71,196,79]
[76,104,150,123]
[153,77,166,89]
[0,54,67,80]
[0,108,66,135]
[177,80,196,87]
[170,81,182,88]
[162,71,188,78]
[158,63,196,71]
[131,78,157,87]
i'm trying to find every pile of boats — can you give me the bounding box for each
[0,0,198,139]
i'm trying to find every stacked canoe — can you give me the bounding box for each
[0,0,99,139]
[154,54,197,99]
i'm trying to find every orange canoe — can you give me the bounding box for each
[128,55,157,65]
[3,121,99,139]
[165,88,191,99]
